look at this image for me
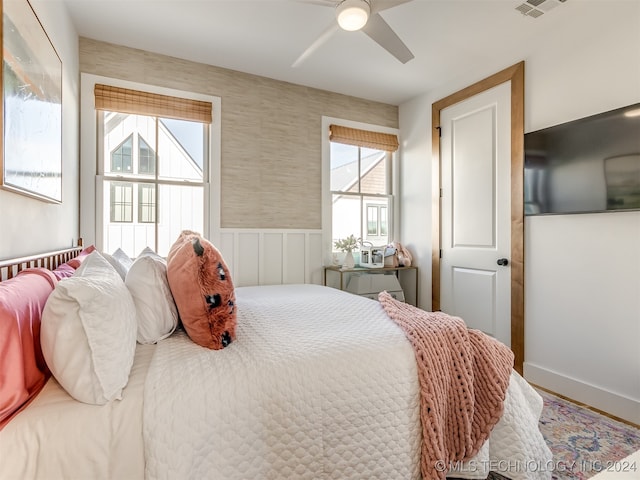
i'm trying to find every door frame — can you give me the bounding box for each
[431,62,525,373]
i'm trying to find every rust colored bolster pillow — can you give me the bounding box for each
[166,231,236,349]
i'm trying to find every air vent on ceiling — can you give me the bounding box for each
[515,0,567,18]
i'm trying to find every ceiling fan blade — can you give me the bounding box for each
[371,0,413,14]
[292,22,339,68]
[362,12,414,64]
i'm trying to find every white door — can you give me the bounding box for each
[439,82,512,346]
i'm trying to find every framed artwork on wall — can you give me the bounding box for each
[605,154,640,210]
[1,0,62,203]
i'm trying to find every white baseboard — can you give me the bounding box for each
[524,362,640,425]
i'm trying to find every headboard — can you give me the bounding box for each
[0,239,84,282]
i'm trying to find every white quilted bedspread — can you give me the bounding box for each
[143,284,551,480]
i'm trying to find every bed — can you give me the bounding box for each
[0,241,552,480]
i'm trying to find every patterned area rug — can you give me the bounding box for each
[536,389,640,480]
[457,389,640,480]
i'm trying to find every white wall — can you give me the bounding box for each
[0,1,79,259]
[525,213,640,423]
[399,1,640,423]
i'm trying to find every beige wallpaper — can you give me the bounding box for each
[79,38,398,229]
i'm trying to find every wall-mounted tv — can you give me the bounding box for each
[524,103,640,215]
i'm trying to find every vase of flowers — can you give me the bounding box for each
[334,234,359,270]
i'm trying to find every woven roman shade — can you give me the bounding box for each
[94,84,212,124]
[329,124,399,152]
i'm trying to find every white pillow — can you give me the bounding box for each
[126,247,179,344]
[113,248,133,270]
[102,248,131,280]
[41,251,137,405]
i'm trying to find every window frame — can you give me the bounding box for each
[98,113,209,254]
[80,73,222,253]
[321,116,399,266]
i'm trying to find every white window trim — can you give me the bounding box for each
[321,116,400,266]
[80,73,222,251]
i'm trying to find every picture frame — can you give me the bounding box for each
[1,0,62,203]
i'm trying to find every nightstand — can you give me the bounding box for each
[324,265,418,307]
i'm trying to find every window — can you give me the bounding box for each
[366,204,388,236]
[95,84,212,257]
[111,135,133,173]
[138,135,156,175]
[110,182,133,223]
[328,123,398,251]
[367,205,378,235]
[380,206,388,235]
[138,183,156,223]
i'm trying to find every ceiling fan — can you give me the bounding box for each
[292,0,414,67]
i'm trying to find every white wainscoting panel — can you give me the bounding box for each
[263,233,284,285]
[218,229,324,287]
[237,233,260,286]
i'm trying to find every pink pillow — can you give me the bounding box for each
[52,262,76,280]
[167,231,236,350]
[0,268,57,430]
[67,245,97,269]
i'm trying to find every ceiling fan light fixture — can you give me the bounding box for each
[336,0,370,31]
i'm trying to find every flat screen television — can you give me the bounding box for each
[524,103,640,215]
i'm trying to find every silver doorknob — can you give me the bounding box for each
[497,258,509,266]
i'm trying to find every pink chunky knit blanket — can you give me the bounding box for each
[378,292,514,480]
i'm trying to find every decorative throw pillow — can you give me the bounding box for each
[51,262,76,281]
[41,251,137,405]
[166,231,236,350]
[126,247,179,344]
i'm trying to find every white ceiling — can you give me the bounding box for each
[61,0,585,105]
